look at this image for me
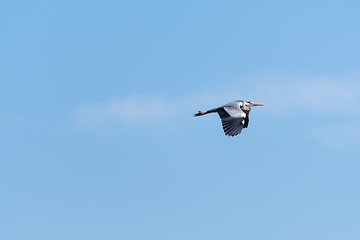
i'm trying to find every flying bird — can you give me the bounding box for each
[194,100,263,136]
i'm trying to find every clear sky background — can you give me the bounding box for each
[1,1,360,239]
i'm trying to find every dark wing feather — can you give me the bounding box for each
[217,107,245,136]
[221,118,245,136]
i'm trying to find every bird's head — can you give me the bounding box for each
[240,101,263,111]
[248,102,264,107]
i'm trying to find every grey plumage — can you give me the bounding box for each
[194,100,263,137]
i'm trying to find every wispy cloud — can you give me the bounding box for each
[73,96,176,127]
[72,92,232,128]
[72,75,360,129]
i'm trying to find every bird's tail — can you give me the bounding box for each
[194,111,207,117]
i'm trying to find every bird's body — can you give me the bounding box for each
[194,100,263,136]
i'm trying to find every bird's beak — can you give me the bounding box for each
[252,103,264,106]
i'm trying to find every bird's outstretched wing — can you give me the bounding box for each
[217,105,247,137]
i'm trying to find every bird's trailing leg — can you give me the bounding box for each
[194,111,207,117]
[194,108,217,117]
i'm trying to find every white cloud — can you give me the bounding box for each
[70,75,360,151]
[73,96,177,127]
[72,92,234,128]
[72,76,360,129]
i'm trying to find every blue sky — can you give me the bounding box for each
[1,1,360,239]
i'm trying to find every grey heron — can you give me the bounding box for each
[194,100,263,136]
